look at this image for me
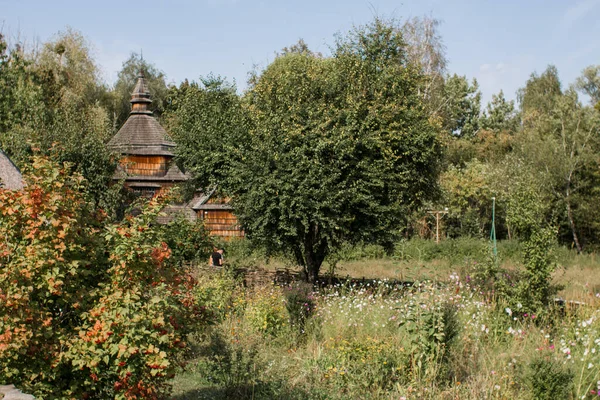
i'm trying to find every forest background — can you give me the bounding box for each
[1,15,599,264]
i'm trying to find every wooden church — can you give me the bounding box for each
[108,72,243,238]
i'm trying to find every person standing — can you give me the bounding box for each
[210,247,223,267]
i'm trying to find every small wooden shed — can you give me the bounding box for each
[190,189,244,238]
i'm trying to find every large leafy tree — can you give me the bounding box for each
[401,15,447,120]
[222,19,440,282]
[515,67,600,252]
[165,76,249,194]
[0,34,46,164]
[517,65,562,118]
[480,90,520,133]
[575,65,600,105]
[441,74,481,138]
[0,29,120,213]
[109,52,168,130]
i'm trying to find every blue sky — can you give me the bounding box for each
[1,0,599,104]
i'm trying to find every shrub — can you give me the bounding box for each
[313,336,407,394]
[244,285,287,336]
[399,300,460,381]
[526,358,573,400]
[515,227,559,315]
[162,214,213,267]
[195,269,245,324]
[283,283,315,336]
[0,157,202,399]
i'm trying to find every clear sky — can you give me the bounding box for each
[1,0,599,104]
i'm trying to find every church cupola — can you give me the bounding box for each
[130,71,153,115]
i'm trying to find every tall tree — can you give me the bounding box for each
[480,90,520,133]
[165,75,249,194]
[401,15,447,120]
[109,52,168,130]
[441,74,481,138]
[516,86,599,252]
[575,65,600,105]
[517,65,562,118]
[1,29,119,212]
[0,34,45,165]
[222,18,440,282]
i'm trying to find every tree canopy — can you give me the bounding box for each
[171,18,441,281]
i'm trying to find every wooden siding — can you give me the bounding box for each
[120,155,170,176]
[199,210,244,238]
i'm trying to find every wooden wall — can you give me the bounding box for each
[120,155,170,176]
[199,210,244,238]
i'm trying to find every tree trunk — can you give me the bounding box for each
[301,225,327,283]
[565,183,582,253]
[303,244,326,283]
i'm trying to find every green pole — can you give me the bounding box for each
[490,197,497,258]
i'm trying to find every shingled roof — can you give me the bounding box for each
[108,72,175,156]
[108,114,176,155]
[0,150,24,190]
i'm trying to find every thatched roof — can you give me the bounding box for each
[0,150,24,190]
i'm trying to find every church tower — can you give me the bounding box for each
[108,71,187,197]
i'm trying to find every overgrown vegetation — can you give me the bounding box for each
[1,10,600,399]
[171,264,600,399]
[0,158,205,399]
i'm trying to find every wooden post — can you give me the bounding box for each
[428,209,448,244]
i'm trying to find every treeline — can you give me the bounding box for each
[1,17,599,276]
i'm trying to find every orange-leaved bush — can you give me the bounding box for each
[0,157,204,399]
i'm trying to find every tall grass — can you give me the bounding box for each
[172,268,600,399]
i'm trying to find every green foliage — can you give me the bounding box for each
[244,286,287,336]
[109,52,168,129]
[162,214,213,266]
[165,75,249,191]
[313,337,407,394]
[195,269,245,324]
[517,65,562,117]
[0,30,121,215]
[399,300,459,381]
[226,18,440,282]
[480,90,520,133]
[525,358,573,400]
[441,74,481,138]
[575,65,600,105]
[194,330,264,398]
[0,34,45,164]
[515,227,559,314]
[283,283,315,336]
[0,157,201,399]
[514,76,600,251]
[441,160,494,237]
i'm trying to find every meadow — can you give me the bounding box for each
[170,239,600,399]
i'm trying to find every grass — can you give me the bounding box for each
[170,238,600,399]
[226,238,600,303]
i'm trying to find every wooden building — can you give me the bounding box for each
[0,150,24,190]
[108,72,187,197]
[108,72,243,238]
[190,190,243,238]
